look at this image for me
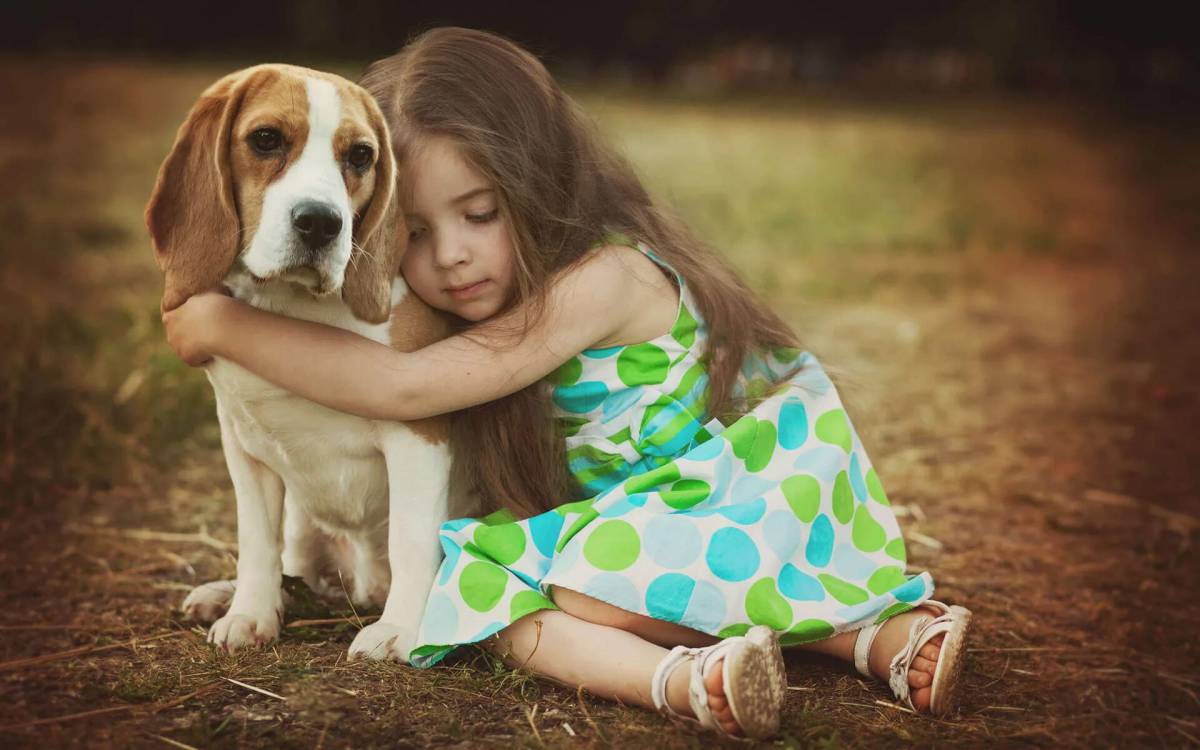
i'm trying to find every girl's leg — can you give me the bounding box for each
[485,586,740,734]
[790,608,946,712]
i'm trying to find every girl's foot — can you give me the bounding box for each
[650,625,784,738]
[665,655,740,734]
[867,606,945,712]
[854,600,972,715]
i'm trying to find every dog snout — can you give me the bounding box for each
[291,201,343,251]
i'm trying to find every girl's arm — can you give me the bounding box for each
[163,246,640,422]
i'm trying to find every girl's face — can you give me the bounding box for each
[399,136,516,322]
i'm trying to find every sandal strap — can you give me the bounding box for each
[886,601,953,709]
[852,621,883,678]
[649,637,749,736]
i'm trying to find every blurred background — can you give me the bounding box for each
[1,2,1198,747]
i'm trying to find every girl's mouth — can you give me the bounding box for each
[446,280,489,300]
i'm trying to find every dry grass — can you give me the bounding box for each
[1,57,1198,748]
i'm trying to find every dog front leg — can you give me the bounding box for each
[208,411,287,652]
[348,431,451,662]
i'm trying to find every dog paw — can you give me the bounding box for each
[182,580,236,624]
[208,608,282,652]
[348,621,415,663]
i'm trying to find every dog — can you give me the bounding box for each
[145,63,470,661]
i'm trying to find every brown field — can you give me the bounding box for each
[1,58,1198,748]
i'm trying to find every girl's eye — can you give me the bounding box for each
[466,209,498,224]
[408,227,426,242]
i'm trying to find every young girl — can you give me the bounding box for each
[163,27,971,739]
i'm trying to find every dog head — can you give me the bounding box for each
[145,64,398,323]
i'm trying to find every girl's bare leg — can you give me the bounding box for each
[485,586,740,734]
[790,608,946,712]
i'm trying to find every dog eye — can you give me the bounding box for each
[348,144,374,170]
[249,128,283,154]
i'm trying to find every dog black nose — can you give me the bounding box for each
[292,201,343,250]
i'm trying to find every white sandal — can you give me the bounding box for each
[649,625,786,739]
[852,600,972,716]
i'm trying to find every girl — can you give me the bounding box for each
[163,27,972,739]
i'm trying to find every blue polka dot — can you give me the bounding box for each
[627,493,649,507]
[730,474,775,504]
[553,380,609,414]
[849,453,868,503]
[442,517,474,533]
[419,591,459,643]
[437,537,462,585]
[791,361,832,396]
[717,497,767,524]
[836,601,883,623]
[791,446,847,482]
[602,386,644,421]
[528,511,564,559]
[646,573,696,622]
[684,435,726,462]
[549,535,581,576]
[643,514,703,569]
[778,563,826,601]
[584,572,643,613]
[762,510,802,560]
[599,498,639,517]
[706,528,761,582]
[805,513,835,567]
[682,580,727,633]
[710,452,734,503]
[832,543,878,580]
[778,398,809,449]
[892,574,928,603]
[582,345,622,359]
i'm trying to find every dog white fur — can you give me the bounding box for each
[146,64,468,661]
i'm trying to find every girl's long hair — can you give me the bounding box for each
[361,27,800,518]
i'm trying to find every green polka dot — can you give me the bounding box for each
[744,577,792,630]
[549,356,582,386]
[873,602,914,624]
[509,590,556,622]
[772,346,802,364]
[554,498,596,517]
[607,425,632,444]
[560,417,588,437]
[745,421,777,472]
[724,416,758,460]
[815,409,852,453]
[616,343,670,386]
[410,644,446,659]
[671,303,698,348]
[832,471,854,524]
[717,623,751,638]
[557,508,600,553]
[884,537,907,563]
[781,474,821,522]
[480,508,517,525]
[818,574,869,605]
[473,523,526,566]
[865,468,889,505]
[623,462,681,494]
[851,504,887,552]
[745,377,771,403]
[866,566,908,595]
[780,618,836,646]
[459,562,508,612]
[583,520,641,571]
[662,479,712,510]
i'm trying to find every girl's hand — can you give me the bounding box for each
[162,289,236,367]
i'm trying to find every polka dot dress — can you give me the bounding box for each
[408,241,934,667]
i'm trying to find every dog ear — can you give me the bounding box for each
[342,88,400,324]
[145,68,256,312]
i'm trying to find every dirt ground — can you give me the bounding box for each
[1,59,1198,748]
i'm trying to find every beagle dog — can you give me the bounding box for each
[145,64,469,661]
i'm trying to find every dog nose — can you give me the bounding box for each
[292,201,343,250]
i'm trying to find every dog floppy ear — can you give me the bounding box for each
[145,68,256,312]
[342,89,400,324]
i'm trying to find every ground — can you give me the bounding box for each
[0,58,1198,748]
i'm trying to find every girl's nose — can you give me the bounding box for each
[433,232,470,269]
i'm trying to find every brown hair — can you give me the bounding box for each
[361,27,800,518]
